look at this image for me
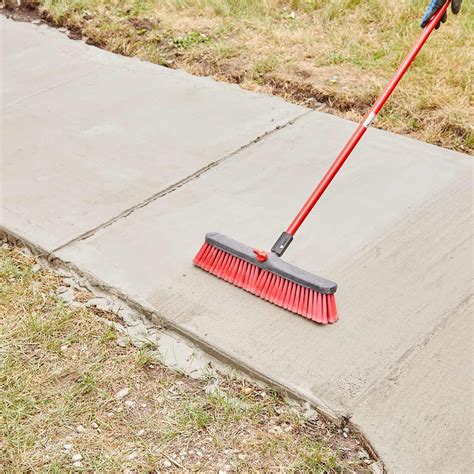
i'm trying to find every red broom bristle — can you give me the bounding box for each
[193,243,338,324]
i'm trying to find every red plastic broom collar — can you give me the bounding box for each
[270,1,451,257]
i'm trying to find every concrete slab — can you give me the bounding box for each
[0,17,304,250]
[57,111,472,471]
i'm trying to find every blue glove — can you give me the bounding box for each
[421,0,462,28]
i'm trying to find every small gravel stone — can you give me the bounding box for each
[124,400,135,408]
[242,387,252,395]
[115,388,129,399]
[136,429,145,436]
[76,425,85,433]
[91,422,99,429]
[63,444,73,451]
[268,425,283,435]
[369,461,384,474]
[72,461,82,468]
[163,460,172,468]
[71,453,82,462]
[273,406,283,415]
[32,263,41,273]
[343,432,348,438]
[115,337,128,348]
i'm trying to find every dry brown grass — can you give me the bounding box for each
[2,0,472,153]
[0,245,371,472]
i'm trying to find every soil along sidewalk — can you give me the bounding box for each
[2,17,472,473]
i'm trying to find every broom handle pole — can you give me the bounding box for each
[285,1,450,237]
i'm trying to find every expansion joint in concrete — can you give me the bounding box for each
[52,109,311,254]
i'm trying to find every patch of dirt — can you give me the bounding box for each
[1,2,85,41]
[127,17,159,31]
[1,1,41,23]
[265,75,374,113]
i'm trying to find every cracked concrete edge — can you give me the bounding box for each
[51,109,311,254]
[0,225,384,469]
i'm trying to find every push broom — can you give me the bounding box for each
[193,2,451,324]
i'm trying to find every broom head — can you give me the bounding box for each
[193,233,338,324]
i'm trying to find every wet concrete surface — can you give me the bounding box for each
[2,16,472,473]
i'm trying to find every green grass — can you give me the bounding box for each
[172,31,211,49]
[0,246,368,472]
[8,0,471,152]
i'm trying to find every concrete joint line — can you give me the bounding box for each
[352,292,472,409]
[1,69,99,110]
[52,109,311,254]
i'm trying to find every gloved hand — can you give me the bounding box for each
[421,0,462,28]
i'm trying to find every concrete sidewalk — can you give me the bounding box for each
[2,17,472,472]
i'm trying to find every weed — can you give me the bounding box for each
[100,325,117,344]
[172,31,211,49]
[134,345,159,368]
[252,56,278,83]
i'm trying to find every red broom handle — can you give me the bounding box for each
[286,2,451,236]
